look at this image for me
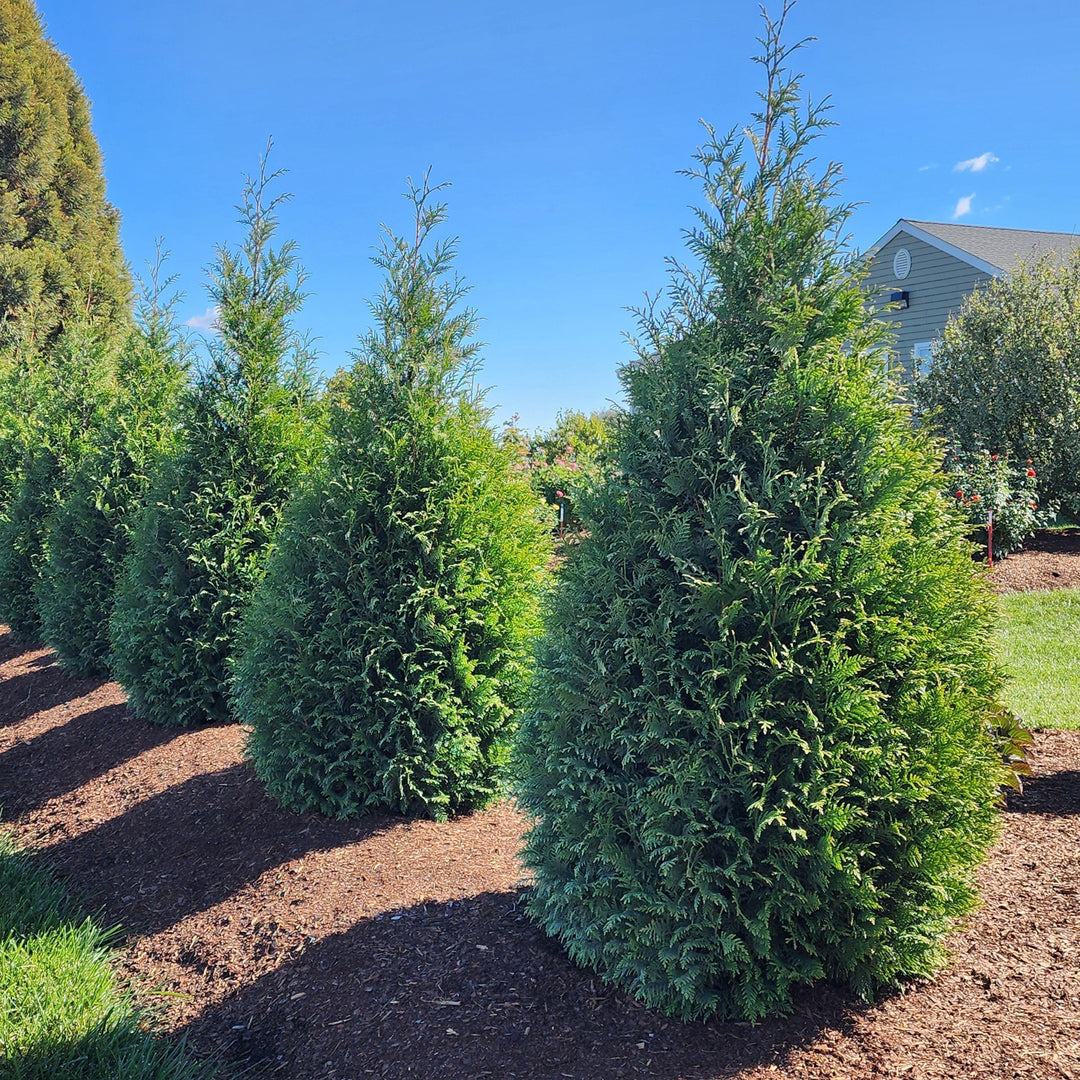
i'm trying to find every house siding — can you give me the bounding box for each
[865,231,992,373]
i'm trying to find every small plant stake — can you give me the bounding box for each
[987,508,994,568]
[556,489,565,541]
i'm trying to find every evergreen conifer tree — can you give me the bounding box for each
[109,155,321,727]
[0,322,115,638]
[233,177,549,821]
[515,6,1004,1022]
[37,257,190,675]
[0,0,130,350]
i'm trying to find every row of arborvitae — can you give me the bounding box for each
[0,0,1008,1031]
[0,151,547,817]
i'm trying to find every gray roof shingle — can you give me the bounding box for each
[902,219,1080,272]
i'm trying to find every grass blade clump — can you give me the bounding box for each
[109,151,322,727]
[234,176,549,821]
[515,4,1004,1022]
[0,831,209,1079]
[37,261,190,676]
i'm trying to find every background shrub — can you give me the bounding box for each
[109,155,322,727]
[944,447,1047,560]
[515,6,1004,1023]
[916,249,1080,516]
[36,265,190,675]
[234,177,549,821]
[500,408,614,534]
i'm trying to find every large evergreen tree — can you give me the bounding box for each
[0,0,130,350]
[234,178,549,821]
[515,6,1004,1022]
[109,156,321,727]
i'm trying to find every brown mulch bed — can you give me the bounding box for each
[0,538,1078,1079]
[991,527,1080,593]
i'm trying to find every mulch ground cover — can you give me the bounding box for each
[1,529,1078,1079]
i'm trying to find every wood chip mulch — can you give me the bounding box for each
[1,529,1078,1079]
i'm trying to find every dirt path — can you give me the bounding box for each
[1,535,1078,1079]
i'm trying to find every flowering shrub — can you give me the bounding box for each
[945,448,1050,559]
[501,409,613,534]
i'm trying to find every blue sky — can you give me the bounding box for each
[35,0,1080,430]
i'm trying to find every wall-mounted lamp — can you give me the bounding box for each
[890,290,910,310]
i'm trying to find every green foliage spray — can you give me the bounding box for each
[234,178,549,821]
[515,6,1004,1022]
[109,154,321,727]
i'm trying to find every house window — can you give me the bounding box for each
[911,340,935,374]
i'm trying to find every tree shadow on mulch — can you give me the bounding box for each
[1005,769,1080,815]
[0,701,185,818]
[41,763,404,941]
[178,890,865,1080]
[0,666,78,731]
[0,631,103,732]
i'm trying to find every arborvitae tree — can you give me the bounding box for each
[109,156,321,727]
[36,257,190,675]
[515,6,1003,1022]
[233,178,549,821]
[0,322,114,638]
[0,0,131,350]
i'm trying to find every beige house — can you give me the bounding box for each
[865,219,1080,373]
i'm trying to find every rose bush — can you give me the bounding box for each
[945,448,1050,559]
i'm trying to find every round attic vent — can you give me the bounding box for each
[893,248,911,280]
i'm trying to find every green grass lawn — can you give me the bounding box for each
[997,587,1080,730]
[0,831,209,1080]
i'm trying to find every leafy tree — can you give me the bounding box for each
[0,0,130,351]
[109,154,321,727]
[234,177,549,821]
[916,249,1080,516]
[0,322,115,638]
[36,256,190,675]
[515,5,1003,1023]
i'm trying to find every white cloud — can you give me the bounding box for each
[954,152,999,173]
[185,306,219,331]
[953,193,975,219]
[918,163,937,172]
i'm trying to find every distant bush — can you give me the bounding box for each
[515,6,1004,1023]
[501,408,614,533]
[110,156,322,727]
[916,248,1080,515]
[235,178,549,821]
[37,267,190,675]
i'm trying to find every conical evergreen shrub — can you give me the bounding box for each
[233,178,549,821]
[109,156,321,727]
[0,324,115,639]
[37,262,190,675]
[515,7,1004,1022]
